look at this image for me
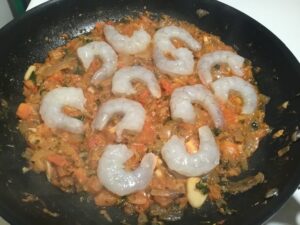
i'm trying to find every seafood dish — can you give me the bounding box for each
[16,15,269,222]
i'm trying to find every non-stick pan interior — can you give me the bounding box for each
[0,0,300,224]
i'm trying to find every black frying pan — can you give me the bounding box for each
[0,0,300,224]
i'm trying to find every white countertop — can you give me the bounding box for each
[1,0,299,225]
[219,0,300,62]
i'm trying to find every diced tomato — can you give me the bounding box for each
[47,154,68,167]
[160,79,173,95]
[16,103,34,120]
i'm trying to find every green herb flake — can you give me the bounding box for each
[80,36,93,44]
[195,181,209,194]
[75,115,85,121]
[74,65,85,75]
[212,128,221,136]
[63,48,72,57]
[163,116,172,125]
[118,196,127,205]
[83,38,93,44]
[214,64,221,70]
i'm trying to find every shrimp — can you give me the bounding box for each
[97,144,156,196]
[153,26,201,76]
[161,126,220,177]
[39,87,86,134]
[77,41,118,85]
[170,84,223,128]
[92,98,145,142]
[197,50,245,85]
[112,66,161,98]
[211,76,258,114]
[103,25,151,55]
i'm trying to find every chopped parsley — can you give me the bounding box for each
[75,115,85,121]
[195,181,209,194]
[212,128,222,136]
[214,64,221,70]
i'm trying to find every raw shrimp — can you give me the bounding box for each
[211,76,258,114]
[112,66,161,98]
[170,84,223,128]
[39,87,86,134]
[77,41,118,85]
[103,25,151,55]
[197,50,245,85]
[97,144,156,196]
[153,26,201,76]
[161,126,220,177]
[92,98,145,142]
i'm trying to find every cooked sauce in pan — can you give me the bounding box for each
[17,15,269,221]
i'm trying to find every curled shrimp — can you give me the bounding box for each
[77,41,118,85]
[170,84,223,128]
[153,25,201,76]
[104,25,151,55]
[97,144,156,196]
[39,87,86,134]
[211,76,258,114]
[161,126,220,177]
[112,66,161,98]
[197,50,245,85]
[92,98,145,142]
